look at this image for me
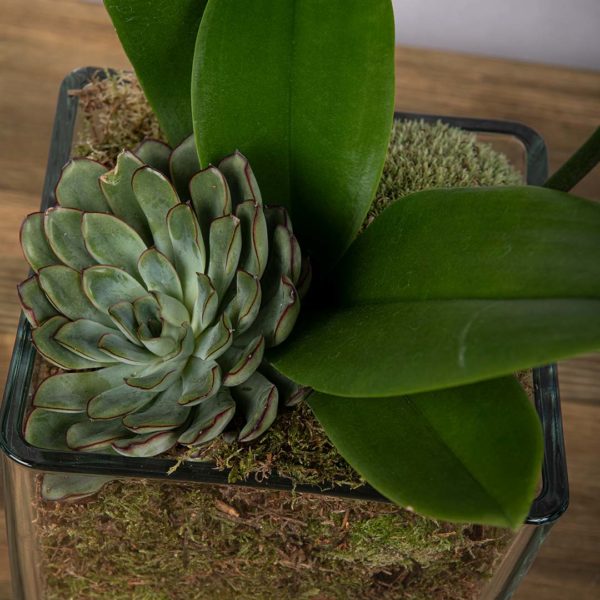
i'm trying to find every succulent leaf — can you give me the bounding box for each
[218,151,262,206]
[44,207,95,271]
[33,365,136,412]
[20,212,60,272]
[19,147,307,461]
[133,139,171,175]
[178,389,236,445]
[169,134,201,199]
[67,418,131,452]
[83,265,148,314]
[138,248,184,302]
[32,316,105,370]
[56,159,110,212]
[132,166,180,260]
[207,215,242,299]
[99,150,152,243]
[82,212,148,280]
[54,319,120,363]
[41,474,115,502]
[233,371,279,443]
[123,381,190,433]
[190,166,232,243]
[17,275,58,326]
[167,203,206,309]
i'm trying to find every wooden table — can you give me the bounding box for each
[1,1,599,598]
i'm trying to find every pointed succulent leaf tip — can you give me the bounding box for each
[258,361,312,408]
[138,248,184,302]
[18,275,58,326]
[170,134,201,199]
[131,166,179,260]
[19,148,308,464]
[100,150,152,244]
[190,166,232,244]
[44,207,95,271]
[55,158,110,212]
[218,151,263,207]
[133,139,172,175]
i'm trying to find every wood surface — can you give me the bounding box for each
[0,1,598,598]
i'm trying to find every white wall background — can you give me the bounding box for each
[392,0,600,71]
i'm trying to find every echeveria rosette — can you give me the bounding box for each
[19,136,311,459]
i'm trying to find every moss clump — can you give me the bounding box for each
[367,119,523,226]
[36,479,511,600]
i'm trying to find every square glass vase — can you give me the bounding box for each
[0,67,568,600]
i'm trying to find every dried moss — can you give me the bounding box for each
[30,70,528,599]
[36,479,511,600]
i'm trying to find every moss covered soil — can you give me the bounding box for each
[30,71,529,599]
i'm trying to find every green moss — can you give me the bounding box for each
[36,480,511,600]
[30,71,528,599]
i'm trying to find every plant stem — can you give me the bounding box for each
[544,126,600,192]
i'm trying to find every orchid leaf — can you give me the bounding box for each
[309,376,543,529]
[271,186,600,397]
[192,0,395,268]
[104,0,208,145]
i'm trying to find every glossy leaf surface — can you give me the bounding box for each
[309,377,543,528]
[104,0,207,145]
[271,186,600,396]
[192,0,395,268]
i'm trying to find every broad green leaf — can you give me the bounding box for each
[192,0,395,268]
[309,377,543,528]
[271,187,600,397]
[104,0,208,145]
[272,299,600,397]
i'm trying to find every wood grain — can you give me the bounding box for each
[0,1,598,598]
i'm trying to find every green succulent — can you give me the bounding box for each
[19,136,311,458]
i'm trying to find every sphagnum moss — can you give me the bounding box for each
[32,70,524,599]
